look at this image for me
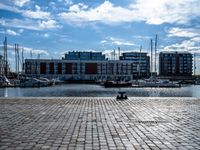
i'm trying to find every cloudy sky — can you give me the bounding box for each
[0,0,200,74]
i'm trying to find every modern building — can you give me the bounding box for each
[25,51,150,81]
[120,52,150,77]
[159,51,193,76]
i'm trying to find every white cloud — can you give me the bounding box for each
[23,10,51,19]
[0,2,21,13]
[50,2,56,6]
[14,0,30,7]
[38,20,61,30]
[191,37,200,42]
[101,37,135,46]
[22,5,51,19]
[0,2,51,20]
[59,1,137,25]
[164,40,200,54]
[131,0,200,25]
[35,5,40,11]
[168,27,200,38]
[0,29,19,36]
[69,3,88,12]
[0,44,49,56]
[18,29,24,33]
[57,0,73,5]
[6,29,18,36]
[100,40,107,44]
[17,46,49,55]
[31,49,49,55]
[43,33,49,38]
[165,27,200,54]
[58,0,200,25]
[0,18,61,31]
[64,0,73,5]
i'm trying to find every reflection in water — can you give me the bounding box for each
[4,88,8,97]
[0,84,199,97]
[148,89,160,97]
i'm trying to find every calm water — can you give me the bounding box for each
[0,84,200,97]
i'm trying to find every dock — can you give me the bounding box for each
[0,97,200,149]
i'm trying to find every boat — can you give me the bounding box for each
[39,77,55,86]
[51,77,65,85]
[103,80,132,88]
[134,76,180,88]
[19,77,53,87]
[0,75,11,87]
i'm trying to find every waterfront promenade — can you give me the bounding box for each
[0,97,200,150]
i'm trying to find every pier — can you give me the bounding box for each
[0,97,199,149]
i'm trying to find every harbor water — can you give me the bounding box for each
[0,84,200,97]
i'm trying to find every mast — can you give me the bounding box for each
[15,44,19,79]
[30,50,33,59]
[17,44,19,78]
[15,44,17,73]
[155,34,157,75]
[22,48,24,72]
[113,49,115,60]
[150,39,153,77]
[118,47,120,59]
[3,36,8,77]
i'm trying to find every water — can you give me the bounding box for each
[0,84,200,97]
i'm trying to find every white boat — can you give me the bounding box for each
[38,77,55,86]
[19,77,53,87]
[0,75,11,86]
[135,76,180,88]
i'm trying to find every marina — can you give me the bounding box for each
[0,35,198,90]
[1,1,200,149]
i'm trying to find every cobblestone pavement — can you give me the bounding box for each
[0,97,200,150]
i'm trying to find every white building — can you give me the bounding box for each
[25,52,150,81]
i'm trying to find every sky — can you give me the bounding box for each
[0,0,200,74]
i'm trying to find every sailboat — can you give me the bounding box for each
[135,35,180,88]
[103,47,132,88]
[0,75,11,87]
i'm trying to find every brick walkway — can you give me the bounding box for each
[0,97,200,150]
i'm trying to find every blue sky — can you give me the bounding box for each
[0,0,200,74]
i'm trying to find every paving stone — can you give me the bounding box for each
[0,97,199,150]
